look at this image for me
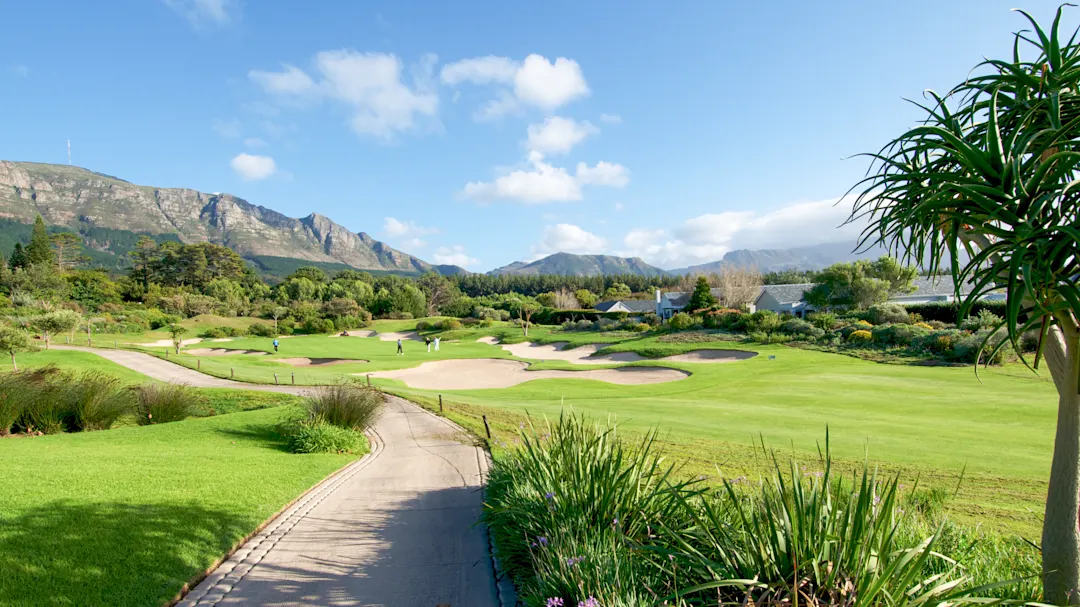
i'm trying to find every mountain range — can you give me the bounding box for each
[0,161,462,275]
[0,160,891,279]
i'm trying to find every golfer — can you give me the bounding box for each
[397,338,404,355]
[273,338,279,353]
[425,336,432,352]
[434,336,440,352]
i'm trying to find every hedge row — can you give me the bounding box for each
[900,300,1006,324]
[531,308,634,324]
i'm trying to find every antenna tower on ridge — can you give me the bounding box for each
[67,140,71,165]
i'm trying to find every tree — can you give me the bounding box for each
[270,306,289,331]
[575,289,598,309]
[286,266,329,284]
[714,266,763,309]
[50,232,83,272]
[686,276,717,311]
[167,323,187,354]
[602,283,632,301]
[25,216,53,267]
[848,8,1080,600]
[417,272,460,316]
[30,310,81,350]
[516,301,538,336]
[7,243,27,271]
[129,236,157,291]
[0,326,33,371]
[804,257,916,310]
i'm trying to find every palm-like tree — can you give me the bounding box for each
[850,7,1080,602]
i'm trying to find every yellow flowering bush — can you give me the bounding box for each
[848,329,873,344]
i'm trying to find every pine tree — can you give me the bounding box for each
[8,243,28,270]
[687,275,718,311]
[26,216,54,267]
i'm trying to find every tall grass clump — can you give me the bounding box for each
[135,383,200,425]
[486,417,1040,606]
[66,372,135,431]
[10,366,72,434]
[277,384,381,454]
[305,384,382,431]
[483,413,697,605]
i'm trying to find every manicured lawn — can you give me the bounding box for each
[0,407,356,607]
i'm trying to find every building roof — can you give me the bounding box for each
[758,283,815,305]
[904,275,968,298]
[660,287,724,309]
[596,299,656,313]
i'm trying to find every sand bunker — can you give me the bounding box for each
[327,330,376,338]
[490,341,757,365]
[377,331,423,342]
[274,357,368,367]
[185,348,267,356]
[138,338,203,348]
[211,338,234,343]
[368,359,689,390]
[476,336,499,345]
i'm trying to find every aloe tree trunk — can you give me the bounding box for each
[10,352,17,372]
[1043,318,1080,604]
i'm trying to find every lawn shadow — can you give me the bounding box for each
[214,424,292,452]
[0,500,250,607]
[196,485,500,606]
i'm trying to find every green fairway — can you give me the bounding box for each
[0,407,356,607]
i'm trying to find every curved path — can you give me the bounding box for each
[53,346,505,607]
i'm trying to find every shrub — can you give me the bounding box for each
[926,319,949,330]
[302,318,335,334]
[868,303,910,325]
[284,419,367,454]
[14,366,70,434]
[873,323,930,347]
[304,384,382,431]
[744,310,782,333]
[952,329,1011,364]
[960,308,1004,331]
[435,319,463,331]
[855,319,873,328]
[200,326,243,339]
[277,318,296,335]
[780,318,815,336]
[135,383,200,425]
[916,330,964,355]
[807,311,837,331]
[66,372,134,431]
[248,323,276,337]
[848,329,873,344]
[668,312,695,331]
[914,321,934,330]
[383,311,413,320]
[632,322,651,333]
[416,320,434,331]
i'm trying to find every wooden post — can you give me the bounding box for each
[291,373,295,385]
[439,394,444,413]
[366,374,371,386]
[197,360,201,370]
[274,373,279,385]
[482,415,492,440]
[231,368,235,379]
[164,349,168,359]
[113,341,117,349]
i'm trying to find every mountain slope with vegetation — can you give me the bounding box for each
[490,252,669,277]
[0,161,444,274]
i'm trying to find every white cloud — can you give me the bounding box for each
[382,217,440,247]
[230,153,277,181]
[617,197,865,268]
[600,113,622,124]
[244,137,267,149]
[163,0,237,28]
[440,55,518,85]
[529,223,607,260]
[526,116,597,155]
[614,201,625,211]
[463,152,629,204]
[249,64,316,95]
[212,118,242,138]
[442,53,589,119]
[433,245,479,267]
[575,161,630,187]
[249,51,438,140]
[10,65,29,78]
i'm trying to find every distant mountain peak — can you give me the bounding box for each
[490,252,669,277]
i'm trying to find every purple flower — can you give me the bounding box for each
[546,599,564,607]
[611,516,619,529]
[579,598,599,607]
[538,536,548,546]
[545,492,556,500]
[565,555,584,567]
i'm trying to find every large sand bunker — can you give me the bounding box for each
[489,341,757,365]
[327,330,376,338]
[274,357,368,367]
[377,331,423,342]
[185,348,267,356]
[368,358,689,390]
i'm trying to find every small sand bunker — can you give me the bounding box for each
[476,336,500,345]
[661,349,758,363]
[327,330,376,338]
[185,348,267,356]
[368,358,688,390]
[496,341,644,365]
[377,331,423,342]
[211,338,234,343]
[275,357,368,367]
[138,338,203,348]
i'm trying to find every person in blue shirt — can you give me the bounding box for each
[273,338,279,353]
[396,338,403,355]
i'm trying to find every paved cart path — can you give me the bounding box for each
[53,346,506,607]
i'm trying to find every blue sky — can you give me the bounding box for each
[0,1,1067,271]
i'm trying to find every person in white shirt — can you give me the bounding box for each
[433,336,440,351]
